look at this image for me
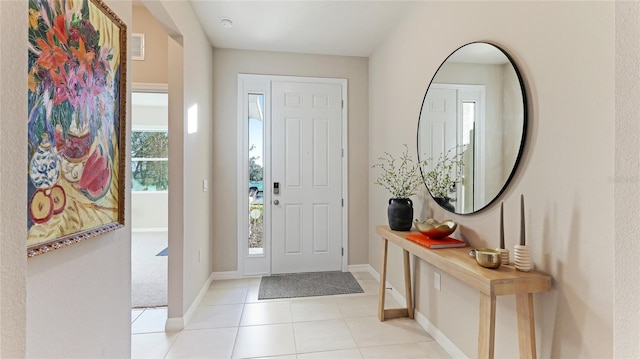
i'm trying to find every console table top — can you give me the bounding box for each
[376,225,552,296]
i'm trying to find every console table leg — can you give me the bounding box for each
[403,249,414,319]
[516,293,537,359]
[478,293,496,359]
[378,238,389,321]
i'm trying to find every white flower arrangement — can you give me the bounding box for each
[422,146,465,198]
[372,144,426,198]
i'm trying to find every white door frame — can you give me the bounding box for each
[237,74,349,276]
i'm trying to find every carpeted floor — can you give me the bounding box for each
[131,232,167,308]
[258,271,364,300]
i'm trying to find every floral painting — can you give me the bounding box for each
[27,0,126,257]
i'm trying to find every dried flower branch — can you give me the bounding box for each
[421,146,465,198]
[372,144,426,198]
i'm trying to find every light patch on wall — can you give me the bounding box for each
[188,104,198,134]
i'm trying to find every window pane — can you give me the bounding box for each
[131,160,168,191]
[462,101,476,212]
[132,131,168,158]
[248,94,264,255]
[131,130,168,191]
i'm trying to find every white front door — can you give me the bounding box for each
[419,86,458,194]
[271,81,343,274]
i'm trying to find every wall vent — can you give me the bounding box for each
[131,33,145,61]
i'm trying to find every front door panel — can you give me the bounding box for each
[271,81,342,274]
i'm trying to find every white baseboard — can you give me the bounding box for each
[367,265,466,359]
[165,271,215,332]
[414,311,468,358]
[347,264,371,272]
[360,264,396,292]
[210,271,243,280]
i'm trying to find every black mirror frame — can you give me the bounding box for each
[417,41,528,215]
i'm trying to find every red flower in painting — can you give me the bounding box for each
[28,0,118,157]
[69,26,80,43]
[71,38,95,81]
[52,14,68,45]
[36,31,68,75]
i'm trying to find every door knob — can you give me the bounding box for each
[273,200,280,205]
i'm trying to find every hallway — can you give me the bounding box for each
[131,272,451,358]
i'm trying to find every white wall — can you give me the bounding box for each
[132,104,168,129]
[142,0,215,324]
[211,49,369,271]
[132,192,168,231]
[369,2,614,358]
[21,0,133,357]
[132,4,168,85]
[614,2,640,357]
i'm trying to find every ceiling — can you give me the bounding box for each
[188,1,414,57]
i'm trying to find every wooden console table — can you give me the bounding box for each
[376,225,551,359]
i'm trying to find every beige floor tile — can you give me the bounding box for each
[131,307,167,334]
[131,309,145,323]
[240,301,292,326]
[186,303,244,330]
[166,327,237,358]
[132,274,452,359]
[360,341,450,359]
[355,279,381,294]
[291,298,342,322]
[244,284,262,303]
[131,332,179,359]
[233,323,296,358]
[335,295,378,318]
[201,287,248,305]
[298,348,363,359]
[418,341,452,358]
[294,319,357,354]
[346,317,433,348]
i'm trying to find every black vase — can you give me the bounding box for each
[387,198,413,231]
[434,197,455,212]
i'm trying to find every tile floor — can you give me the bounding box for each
[131,271,452,359]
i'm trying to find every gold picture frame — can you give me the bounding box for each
[27,0,127,257]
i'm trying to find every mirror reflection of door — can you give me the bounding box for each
[419,84,485,213]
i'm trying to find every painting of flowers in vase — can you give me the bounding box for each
[27,0,126,256]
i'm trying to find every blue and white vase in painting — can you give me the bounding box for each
[29,133,60,189]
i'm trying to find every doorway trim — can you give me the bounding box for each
[237,74,349,276]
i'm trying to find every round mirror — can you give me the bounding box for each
[417,42,527,214]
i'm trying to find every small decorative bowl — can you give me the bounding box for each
[413,219,457,239]
[469,248,502,269]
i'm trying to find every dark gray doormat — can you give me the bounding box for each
[258,271,364,300]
